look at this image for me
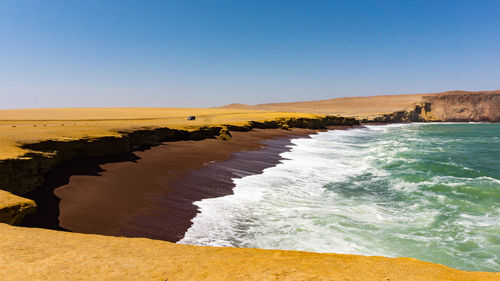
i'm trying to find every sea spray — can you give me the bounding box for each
[179,123,500,272]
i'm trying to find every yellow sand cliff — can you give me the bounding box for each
[0,108,317,160]
[1,223,498,281]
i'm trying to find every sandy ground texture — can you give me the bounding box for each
[0,108,317,160]
[219,90,500,118]
[1,223,498,281]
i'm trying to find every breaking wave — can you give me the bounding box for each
[179,123,500,272]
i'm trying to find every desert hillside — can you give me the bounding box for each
[220,90,500,119]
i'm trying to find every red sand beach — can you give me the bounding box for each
[23,128,357,242]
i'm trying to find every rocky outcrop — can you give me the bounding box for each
[217,128,232,141]
[422,92,500,122]
[368,92,500,123]
[0,116,359,196]
[0,190,37,225]
[249,116,359,129]
[368,103,429,123]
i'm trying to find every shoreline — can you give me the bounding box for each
[3,122,500,279]
[22,128,346,241]
[123,131,316,242]
[0,94,499,279]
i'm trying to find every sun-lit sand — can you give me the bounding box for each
[221,93,424,117]
[1,223,498,281]
[0,108,317,160]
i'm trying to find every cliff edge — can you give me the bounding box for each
[423,92,500,122]
[368,91,500,123]
[1,223,498,281]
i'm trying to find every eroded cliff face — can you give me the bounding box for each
[0,116,358,196]
[423,92,500,122]
[368,92,500,123]
[368,103,430,123]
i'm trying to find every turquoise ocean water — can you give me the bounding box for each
[180,123,500,271]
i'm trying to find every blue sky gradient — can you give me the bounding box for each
[1,0,499,108]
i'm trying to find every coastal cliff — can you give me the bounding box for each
[0,115,358,196]
[422,92,500,122]
[369,91,500,123]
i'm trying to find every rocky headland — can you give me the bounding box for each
[369,91,500,123]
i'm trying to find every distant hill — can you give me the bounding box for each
[219,90,500,119]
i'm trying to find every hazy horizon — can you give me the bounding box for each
[1,0,499,109]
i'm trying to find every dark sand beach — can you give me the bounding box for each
[2,0,499,278]
[8,122,500,280]
[22,128,351,242]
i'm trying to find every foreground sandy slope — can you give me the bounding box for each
[0,108,316,160]
[0,224,498,281]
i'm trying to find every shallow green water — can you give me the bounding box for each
[181,123,500,272]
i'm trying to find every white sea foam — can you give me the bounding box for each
[178,123,500,272]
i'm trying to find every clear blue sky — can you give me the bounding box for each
[1,0,499,108]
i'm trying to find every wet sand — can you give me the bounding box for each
[23,128,350,242]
